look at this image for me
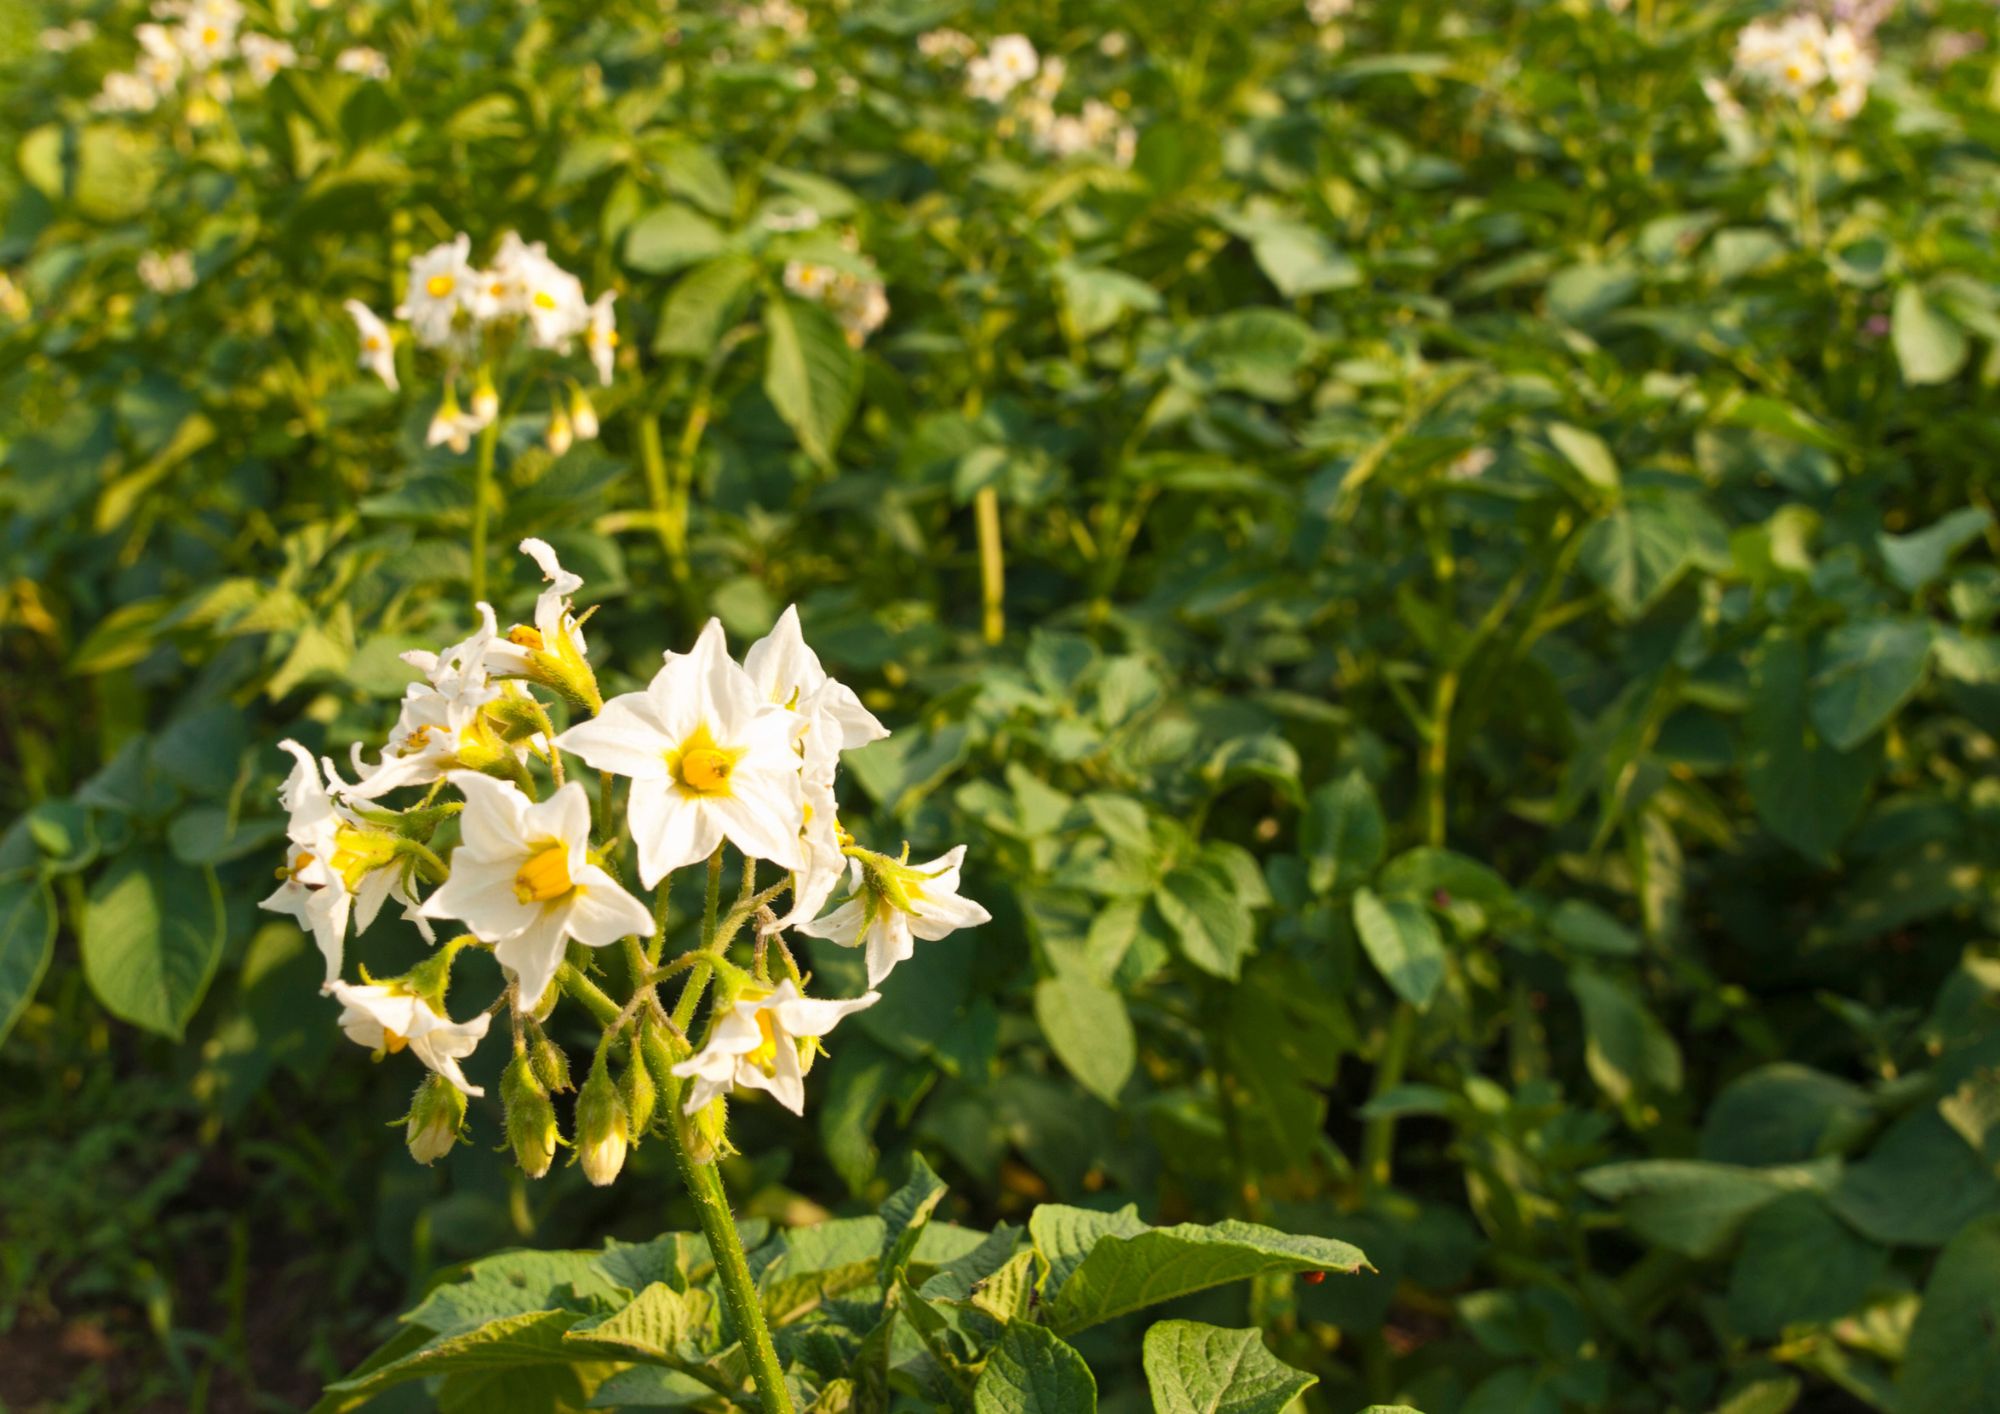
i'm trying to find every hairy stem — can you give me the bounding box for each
[469,416,500,606]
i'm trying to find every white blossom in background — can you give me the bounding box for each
[799,846,991,987]
[329,982,492,1096]
[239,33,297,85]
[95,70,162,112]
[344,300,398,390]
[917,28,976,63]
[134,23,185,95]
[1098,30,1130,58]
[335,45,390,80]
[1306,0,1354,22]
[783,257,890,347]
[169,0,243,71]
[1732,13,1871,120]
[966,34,1038,101]
[259,741,406,985]
[585,293,618,385]
[672,982,879,1116]
[420,775,653,1007]
[39,20,97,52]
[733,0,808,36]
[1446,447,1496,482]
[398,234,479,350]
[138,249,196,294]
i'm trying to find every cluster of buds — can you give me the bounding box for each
[782,243,891,349]
[344,232,618,457]
[90,0,299,113]
[953,37,1138,168]
[1730,13,1873,121]
[260,542,991,1180]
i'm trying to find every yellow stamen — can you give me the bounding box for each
[201,25,219,44]
[746,1007,780,1073]
[383,1030,409,1054]
[507,625,545,650]
[533,290,558,310]
[513,843,574,904]
[425,273,455,299]
[668,722,745,798]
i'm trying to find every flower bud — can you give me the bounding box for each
[569,386,599,441]
[502,1053,560,1179]
[546,405,574,456]
[531,1034,573,1094]
[405,1075,466,1165]
[620,1035,657,1137]
[684,1095,733,1166]
[575,1061,630,1187]
[470,367,499,424]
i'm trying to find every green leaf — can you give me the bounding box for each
[1580,503,1701,618]
[654,253,760,357]
[1743,630,1879,862]
[1570,968,1682,1104]
[1830,1109,2000,1246]
[1028,1203,1150,1300]
[1191,310,1316,401]
[1579,1159,1837,1259]
[1892,284,1969,386]
[1549,901,1641,957]
[972,1323,1097,1414]
[1229,217,1362,298]
[879,1153,949,1284]
[1034,972,1135,1106]
[0,877,57,1044]
[763,294,861,469]
[1880,507,1992,594]
[1155,863,1256,980]
[79,850,224,1039]
[622,202,728,274]
[1045,1216,1368,1335]
[325,1310,585,1401]
[1808,619,1933,751]
[1352,887,1446,1009]
[563,1282,710,1359]
[1899,1214,2000,1412]
[1547,422,1620,493]
[1300,771,1385,894]
[1725,1193,1885,1340]
[1055,260,1161,338]
[1142,1321,1318,1414]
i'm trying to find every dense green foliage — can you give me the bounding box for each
[5,0,2000,1408]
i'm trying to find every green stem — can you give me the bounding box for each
[637,413,686,584]
[469,416,500,606]
[557,963,621,1027]
[1359,1003,1417,1196]
[975,486,1005,646]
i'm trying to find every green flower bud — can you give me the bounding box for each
[574,1060,629,1187]
[405,1075,466,1165]
[502,1053,559,1179]
[531,1034,573,1093]
[620,1035,657,1139]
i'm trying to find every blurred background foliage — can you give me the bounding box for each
[4,0,2000,1409]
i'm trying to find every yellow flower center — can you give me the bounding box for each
[513,842,574,904]
[507,625,545,650]
[382,1029,409,1054]
[746,1006,780,1073]
[363,334,382,350]
[668,722,745,798]
[533,290,558,310]
[425,273,455,299]
[201,25,220,45]
[275,850,316,883]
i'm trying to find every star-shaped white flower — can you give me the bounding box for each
[239,32,296,85]
[259,741,400,985]
[398,234,477,350]
[586,292,618,386]
[797,845,989,987]
[671,980,878,1116]
[347,605,514,800]
[343,299,398,391]
[329,981,492,1095]
[419,775,652,1005]
[556,619,809,886]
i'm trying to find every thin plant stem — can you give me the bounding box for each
[1359,1003,1417,1196]
[469,416,500,606]
[975,485,1005,645]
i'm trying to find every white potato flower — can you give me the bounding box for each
[420,774,653,1006]
[488,235,591,350]
[585,292,618,385]
[556,619,809,886]
[335,45,390,80]
[344,299,398,390]
[260,741,407,985]
[989,34,1039,88]
[239,33,297,86]
[671,980,879,1116]
[329,981,492,1096]
[39,20,97,52]
[798,845,990,987]
[95,71,163,112]
[138,249,196,294]
[348,605,523,799]
[173,0,242,71]
[398,234,479,350]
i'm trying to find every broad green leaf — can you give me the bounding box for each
[1570,968,1682,1104]
[1549,900,1640,957]
[763,294,861,469]
[1830,1109,2000,1246]
[879,1153,949,1284]
[1808,619,1933,751]
[1743,630,1879,862]
[1055,260,1160,338]
[1300,771,1385,895]
[79,850,223,1039]
[325,1310,585,1401]
[1191,310,1316,401]
[1046,1216,1368,1335]
[760,1216,885,1322]
[404,1249,623,1338]
[1579,503,1697,618]
[972,1323,1096,1414]
[1228,217,1362,298]
[654,253,760,358]
[1547,422,1620,493]
[0,877,57,1044]
[623,202,728,274]
[1699,1063,1874,1167]
[1725,1193,1885,1339]
[1880,507,1992,594]
[1899,1214,2000,1412]
[1579,1159,1837,1259]
[1892,284,1969,385]
[1034,972,1135,1106]
[1155,863,1255,980]
[1142,1321,1317,1414]
[1352,887,1446,1009]
[1028,1203,1150,1300]
[563,1282,709,1359]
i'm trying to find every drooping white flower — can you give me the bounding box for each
[744,605,888,766]
[397,234,477,349]
[556,619,809,886]
[988,34,1039,89]
[259,741,403,985]
[238,33,297,85]
[671,980,878,1116]
[585,291,618,385]
[344,299,398,390]
[419,774,653,1006]
[347,605,520,799]
[520,255,591,350]
[797,845,990,987]
[95,71,163,113]
[173,0,242,71]
[335,45,389,80]
[329,981,492,1096]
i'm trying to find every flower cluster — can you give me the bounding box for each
[964,34,1042,103]
[260,542,989,1181]
[345,233,618,456]
[783,247,891,349]
[90,0,299,113]
[1731,13,1873,121]
[138,248,196,295]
